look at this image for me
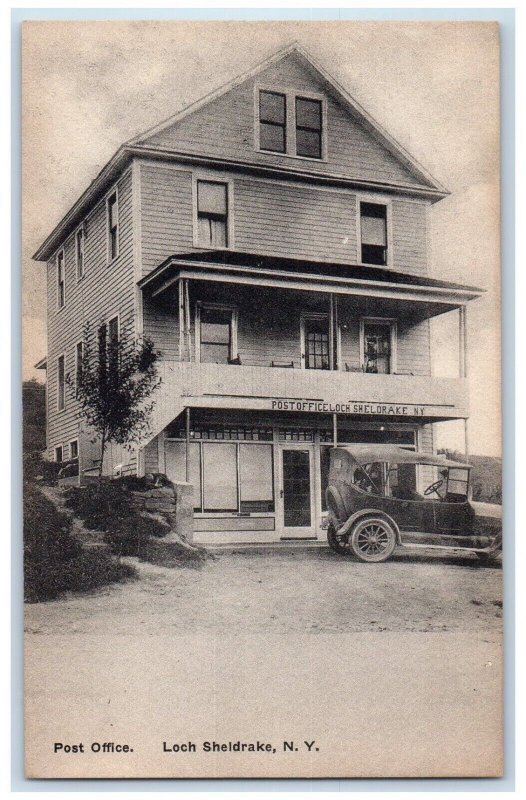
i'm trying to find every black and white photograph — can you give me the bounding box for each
[21,19,502,779]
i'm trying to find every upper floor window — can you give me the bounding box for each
[57,354,65,411]
[197,180,229,248]
[259,90,287,153]
[295,97,322,159]
[360,202,388,265]
[98,316,119,381]
[198,304,237,364]
[361,319,396,374]
[76,227,85,279]
[257,88,326,160]
[107,191,119,261]
[57,250,65,308]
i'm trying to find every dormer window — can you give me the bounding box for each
[256,87,326,161]
[259,91,286,154]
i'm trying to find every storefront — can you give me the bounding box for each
[153,410,430,544]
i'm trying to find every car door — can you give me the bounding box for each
[432,467,473,536]
[383,462,435,533]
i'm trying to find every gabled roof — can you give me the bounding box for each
[33,42,449,262]
[128,41,448,195]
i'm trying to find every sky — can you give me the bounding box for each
[21,19,501,456]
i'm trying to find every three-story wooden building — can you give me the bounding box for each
[34,43,482,544]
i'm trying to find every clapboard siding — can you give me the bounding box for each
[140,163,194,274]
[143,53,426,189]
[46,169,136,464]
[139,162,429,276]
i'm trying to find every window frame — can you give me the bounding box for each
[300,312,331,371]
[75,225,86,280]
[254,85,327,162]
[295,95,323,160]
[54,445,64,463]
[357,196,393,267]
[195,302,238,364]
[258,89,287,154]
[56,249,66,310]
[106,188,119,263]
[359,317,398,375]
[192,173,234,250]
[56,353,66,412]
[69,438,79,461]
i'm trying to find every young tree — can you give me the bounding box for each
[68,321,160,481]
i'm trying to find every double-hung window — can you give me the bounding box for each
[360,202,388,265]
[197,180,229,248]
[107,191,119,261]
[57,355,65,411]
[295,97,323,159]
[259,90,287,153]
[361,319,396,374]
[57,250,65,308]
[198,305,236,364]
[76,227,85,279]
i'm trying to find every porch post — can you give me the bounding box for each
[185,406,191,482]
[464,418,469,460]
[329,293,335,370]
[333,413,338,447]
[459,305,468,378]
[178,279,185,362]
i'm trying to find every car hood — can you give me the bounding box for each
[471,500,502,519]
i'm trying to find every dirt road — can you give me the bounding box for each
[24,548,503,779]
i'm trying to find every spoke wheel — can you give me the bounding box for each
[327,523,350,556]
[350,517,396,563]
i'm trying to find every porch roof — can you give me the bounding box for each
[138,250,484,308]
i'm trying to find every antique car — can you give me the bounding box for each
[325,446,502,563]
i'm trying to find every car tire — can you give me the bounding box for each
[350,517,397,563]
[327,522,350,556]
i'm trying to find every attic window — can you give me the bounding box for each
[256,88,326,160]
[259,91,287,153]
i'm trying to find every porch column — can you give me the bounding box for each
[185,407,191,482]
[459,305,468,378]
[333,413,338,447]
[178,280,185,362]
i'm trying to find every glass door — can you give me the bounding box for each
[279,446,316,538]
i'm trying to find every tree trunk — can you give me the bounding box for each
[98,429,107,487]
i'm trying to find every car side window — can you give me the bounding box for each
[352,463,383,495]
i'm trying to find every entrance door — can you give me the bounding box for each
[279,447,316,539]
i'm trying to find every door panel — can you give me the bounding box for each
[280,447,316,538]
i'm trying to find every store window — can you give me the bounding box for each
[165,438,274,514]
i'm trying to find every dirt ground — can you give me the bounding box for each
[25,545,502,636]
[24,547,503,779]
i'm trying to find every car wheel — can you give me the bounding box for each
[327,522,350,556]
[350,517,396,563]
[475,535,502,566]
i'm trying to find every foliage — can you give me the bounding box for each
[437,449,502,504]
[68,322,160,478]
[22,380,47,480]
[64,480,207,566]
[24,481,137,602]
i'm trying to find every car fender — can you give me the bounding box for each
[337,508,402,544]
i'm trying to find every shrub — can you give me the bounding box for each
[24,482,137,602]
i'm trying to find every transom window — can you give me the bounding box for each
[259,90,286,153]
[167,425,273,441]
[197,180,229,248]
[360,202,388,265]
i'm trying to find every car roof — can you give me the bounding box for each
[333,445,470,469]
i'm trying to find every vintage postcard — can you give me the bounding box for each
[22,19,502,779]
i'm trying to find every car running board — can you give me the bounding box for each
[398,542,496,553]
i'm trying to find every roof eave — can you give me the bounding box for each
[32,146,132,262]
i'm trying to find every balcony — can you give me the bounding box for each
[149,360,469,442]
